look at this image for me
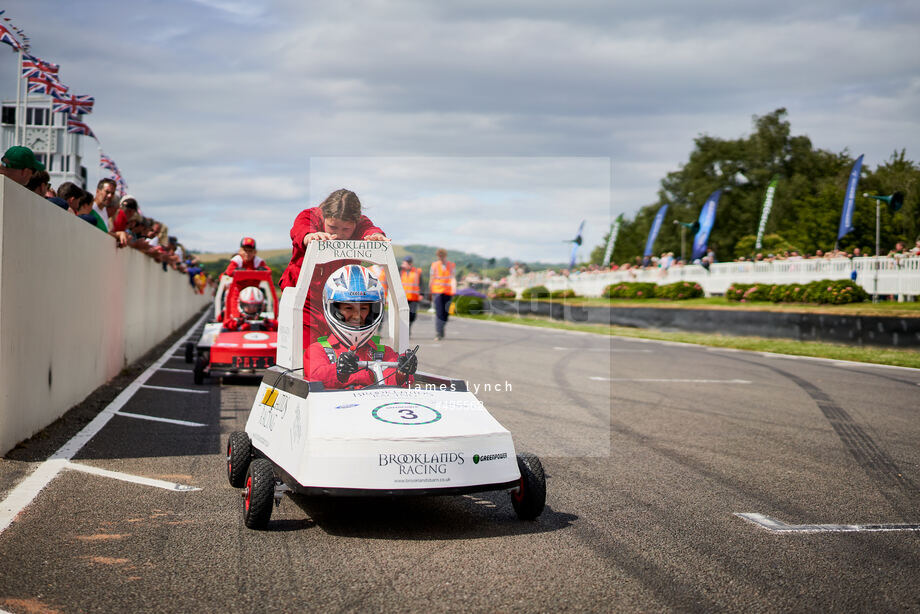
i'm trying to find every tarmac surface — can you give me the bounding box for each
[1,310,919,613]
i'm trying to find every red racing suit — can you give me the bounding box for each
[307,333,412,389]
[223,255,271,278]
[278,206,386,364]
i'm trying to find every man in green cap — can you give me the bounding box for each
[0,146,44,186]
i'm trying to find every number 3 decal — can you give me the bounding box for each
[398,409,418,420]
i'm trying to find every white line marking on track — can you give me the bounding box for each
[591,377,751,383]
[0,309,211,535]
[65,462,201,491]
[140,384,208,394]
[157,367,191,373]
[735,513,920,533]
[114,411,207,427]
[553,346,644,352]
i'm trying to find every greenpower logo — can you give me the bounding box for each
[473,452,508,465]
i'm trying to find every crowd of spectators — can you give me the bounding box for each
[0,145,208,293]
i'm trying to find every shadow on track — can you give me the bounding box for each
[264,491,576,539]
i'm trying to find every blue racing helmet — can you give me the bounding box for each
[322,264,385,348]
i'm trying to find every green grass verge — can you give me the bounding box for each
[458,313,920,369]
[504,296,920,317]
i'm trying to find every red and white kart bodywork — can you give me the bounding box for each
[189,269,279,385]
[226,240,546,529]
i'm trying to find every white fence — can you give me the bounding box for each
[507,256,920,300]
[0,178,210,455]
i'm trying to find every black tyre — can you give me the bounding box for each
[510,452,546,520]
[243,459,275,530]
[184,342,194,364]
[193,355,206,385]
[227,432,252,488]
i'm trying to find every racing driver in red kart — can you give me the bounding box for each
[224,286,278,331]
[307,264,416,389]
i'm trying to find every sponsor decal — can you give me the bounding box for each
[379,452,463,476]
[243,332,270,341]
[317,240,390,260]
[232,356,274,369]
[262,387,279,407]
[472,452,508,464]
[372,402,441,425]
[334,402,360,410]
[353,389,437,399]
[258,392,288,431]
[290,405,303,450]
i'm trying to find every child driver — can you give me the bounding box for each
[307,264,416,389]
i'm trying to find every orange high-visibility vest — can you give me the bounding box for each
[429,260,455,296]
[401,267,422,301]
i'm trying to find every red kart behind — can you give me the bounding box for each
[188,269,279,385]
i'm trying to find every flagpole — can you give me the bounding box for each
[14,48,22,145]
[21,89,29,149]
[46,95,53,172]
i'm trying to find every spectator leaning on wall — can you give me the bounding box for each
[92,178,117,230]
[0,146,43,186]
[58,181,84,214]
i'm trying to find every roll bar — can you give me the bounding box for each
[274,240,410,371]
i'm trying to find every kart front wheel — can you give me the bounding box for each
[184,342,194,364]
[243,459,275,530]
[193,355,206,385]
[510,452,546,520]
[227,431,252,488]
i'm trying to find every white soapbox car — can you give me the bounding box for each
[227,240,546,529]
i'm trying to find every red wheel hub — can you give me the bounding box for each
[512,477,524,502]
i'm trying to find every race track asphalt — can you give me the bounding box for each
[0,310,918,613]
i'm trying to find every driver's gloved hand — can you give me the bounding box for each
[336,350,360,382]
[397,352,417,375]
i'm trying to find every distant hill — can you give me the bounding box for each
[194,248,291,264]
[191,244,560,284]
[399,244,562,274]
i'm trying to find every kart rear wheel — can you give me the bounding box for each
[242,459,275,530]
[510,452,546,520]
[227,431,252,488]
[193,355,206,385]
[184,342,194,364]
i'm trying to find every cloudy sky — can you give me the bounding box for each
[2,0,918,261]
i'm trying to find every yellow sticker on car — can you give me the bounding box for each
[261,388,278,407]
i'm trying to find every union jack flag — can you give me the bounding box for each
[28,75,68,96]
[0,23,20,50]
[51,93,94,115]
[67,116,96,139]
[99,152,119,172]
[22,54,59,79]
[106,171,128,196]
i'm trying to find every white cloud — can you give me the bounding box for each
[1,0,917,260]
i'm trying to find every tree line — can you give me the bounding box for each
[590,109,920,263]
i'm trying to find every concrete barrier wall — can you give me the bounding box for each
[0,178,210,455]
